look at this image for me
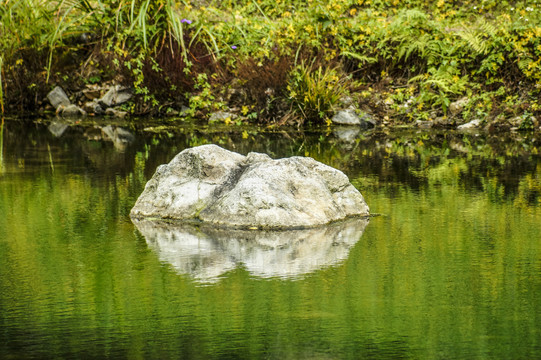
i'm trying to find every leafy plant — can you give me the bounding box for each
[187,73,224,118]
[0,56,4,114]
[286,61,348,124]
[410,62,469,113]
[456,19,499,56]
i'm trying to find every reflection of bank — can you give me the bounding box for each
[48,122,135,152]
[0,118,4,174]
[132,218,369,283]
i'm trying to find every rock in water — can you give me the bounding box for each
[130,144,369,229]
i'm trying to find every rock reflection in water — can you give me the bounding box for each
[48,121,69,137]
[132,218,369,283]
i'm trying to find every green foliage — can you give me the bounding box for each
[0,56,4,114]
[383,9,442,65]
[456,19,499,56]
[410,62,469,113]
[518,112,535,130]
[0,0,540,120]
[286,61,348,124]
[187,73,224,118]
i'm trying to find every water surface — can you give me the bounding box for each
[1,119,540,359]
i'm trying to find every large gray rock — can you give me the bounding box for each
[449,97,469,115]
[130,145,369,229]
[47,86,71,109]
[98,85,132,107]
[457,119,481,130]
[59,104,87,118]
[83,100,104,115]
[209,111,238,123]
[133,217,368,283]
[332,109,376,129]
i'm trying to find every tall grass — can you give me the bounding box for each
[0,0,55,58]
[0,56,4,114]
[287,61,348,124]
[0,0,94,82]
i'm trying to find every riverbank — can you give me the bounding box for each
[1,0,540,130]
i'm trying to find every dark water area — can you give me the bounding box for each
[1,118,540,359]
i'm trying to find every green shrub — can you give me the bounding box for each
[0,56,3,114]
[286,61,348,124]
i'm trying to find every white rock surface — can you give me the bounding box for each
[98,85,132,107]
[457,119,481,130]
[332,109,376,128]
[47,86,71,109]
[332,109,361,125]
[449,97,469,115]
[130,144,369,228]
[59,104,87,118]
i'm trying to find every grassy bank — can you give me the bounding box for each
[1,0,540,128]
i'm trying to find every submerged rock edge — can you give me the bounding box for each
[130,144,370,229]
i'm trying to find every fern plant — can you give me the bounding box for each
[381,8,446,67]
[456,19,499,56]
[410,62,469,113]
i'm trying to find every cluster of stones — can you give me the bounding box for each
[46,85,132,118]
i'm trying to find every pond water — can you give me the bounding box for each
[1,118,540,359]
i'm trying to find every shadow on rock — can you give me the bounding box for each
[132,217,369,284]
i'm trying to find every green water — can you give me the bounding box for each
[1,119,540,359]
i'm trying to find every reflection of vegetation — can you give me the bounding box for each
[0,120,540,358]
[3,119,541,201]
[0,118,4,174]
